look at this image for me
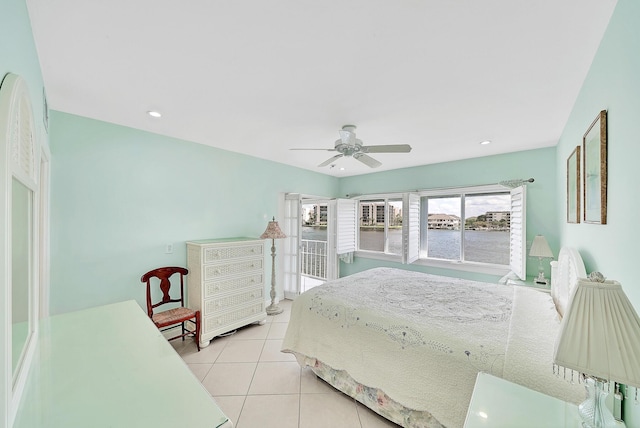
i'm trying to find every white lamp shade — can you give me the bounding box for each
[529,235,553,258]
[554,279,640,388]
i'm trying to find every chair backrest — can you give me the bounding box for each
[140,266,189,318]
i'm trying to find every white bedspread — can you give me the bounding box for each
[281,267,584,428]
[503,284,585,404]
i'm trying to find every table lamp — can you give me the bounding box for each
[260,217,287,315]
[529,235,553,284]
[554,277,640,428]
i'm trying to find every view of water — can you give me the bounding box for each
[428,229,509,265]
[303,226,509,265]
[302,226,327,241]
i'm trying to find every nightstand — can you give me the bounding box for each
[464,372,581,427]
[505,276,551,293]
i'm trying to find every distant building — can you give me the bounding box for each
[485,211,510,227]
[427,213,460,230]
[305,204,327,225]
[360,202,401,226]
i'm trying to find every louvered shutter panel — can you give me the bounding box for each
[336,198,357,255]
[509,185,527,280]
[403,193,420,264]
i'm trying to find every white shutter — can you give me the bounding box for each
[282,193,301,299]
[336,198,357,255]
[403,193,420,264]
[509,185,527,280]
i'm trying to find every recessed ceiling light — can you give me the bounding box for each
[147,110,162,118]
[480,140,491,145]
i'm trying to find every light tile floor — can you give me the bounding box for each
[171,299,399,428]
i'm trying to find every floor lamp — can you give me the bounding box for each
[260,217,286,316]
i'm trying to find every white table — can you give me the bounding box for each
[464,372,581,428]
[13,300,232,427]
[505,276,551,293]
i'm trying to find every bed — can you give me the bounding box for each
[281,247,588,428]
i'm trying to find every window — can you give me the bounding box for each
[422,192,511,265]
[351,185,526,276]
[358,198,403,256]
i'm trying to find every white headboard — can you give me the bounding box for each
[550,247,587,317]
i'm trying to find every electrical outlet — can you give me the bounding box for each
[165,243,173,254]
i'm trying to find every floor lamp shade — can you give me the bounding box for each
[260,218,287,241]
[260,217,286,316]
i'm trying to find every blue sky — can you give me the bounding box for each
[428,194,510,218]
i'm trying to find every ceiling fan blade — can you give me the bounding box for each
[362,144,412,153]
[318,154,344,167]
[290,148,337,151]
[353,153,382,168]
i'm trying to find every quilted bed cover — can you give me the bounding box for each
[281,267,584,428]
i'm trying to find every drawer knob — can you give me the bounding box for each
[215,269,221,274]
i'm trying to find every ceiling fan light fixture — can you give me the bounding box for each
[293,124,411,169]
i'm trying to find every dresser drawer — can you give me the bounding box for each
[204,258,263,280]
[204,274,263,298]
[204,287,264,313]
[203,302,265,333]
[203,243,264,263]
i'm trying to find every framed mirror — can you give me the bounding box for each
[11,177,33,380]
[0,72,39,423]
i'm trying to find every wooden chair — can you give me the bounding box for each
[141,266,201,351]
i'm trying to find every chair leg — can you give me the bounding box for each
[195,311,201,352]
[182,321,186,341]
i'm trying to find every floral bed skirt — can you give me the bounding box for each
[295,353,444,428]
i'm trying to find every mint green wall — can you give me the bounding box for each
[556,0,640,423]
[558,0,639,307]
[49,111,338,315]
[1,0,47,426]
[338,148,558,281]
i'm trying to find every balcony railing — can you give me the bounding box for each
[300,239,327,280]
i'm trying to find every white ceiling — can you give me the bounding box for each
[26,0,617,177]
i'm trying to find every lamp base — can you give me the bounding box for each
[266,303,283,316]
[534,275,548,285]
[579,377,621,428]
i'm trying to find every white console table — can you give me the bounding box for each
[13,300,232,427]
[464,372,581,428]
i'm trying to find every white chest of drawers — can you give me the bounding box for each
[187,237,267,348]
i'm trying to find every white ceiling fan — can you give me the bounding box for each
[291,125,412,168]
